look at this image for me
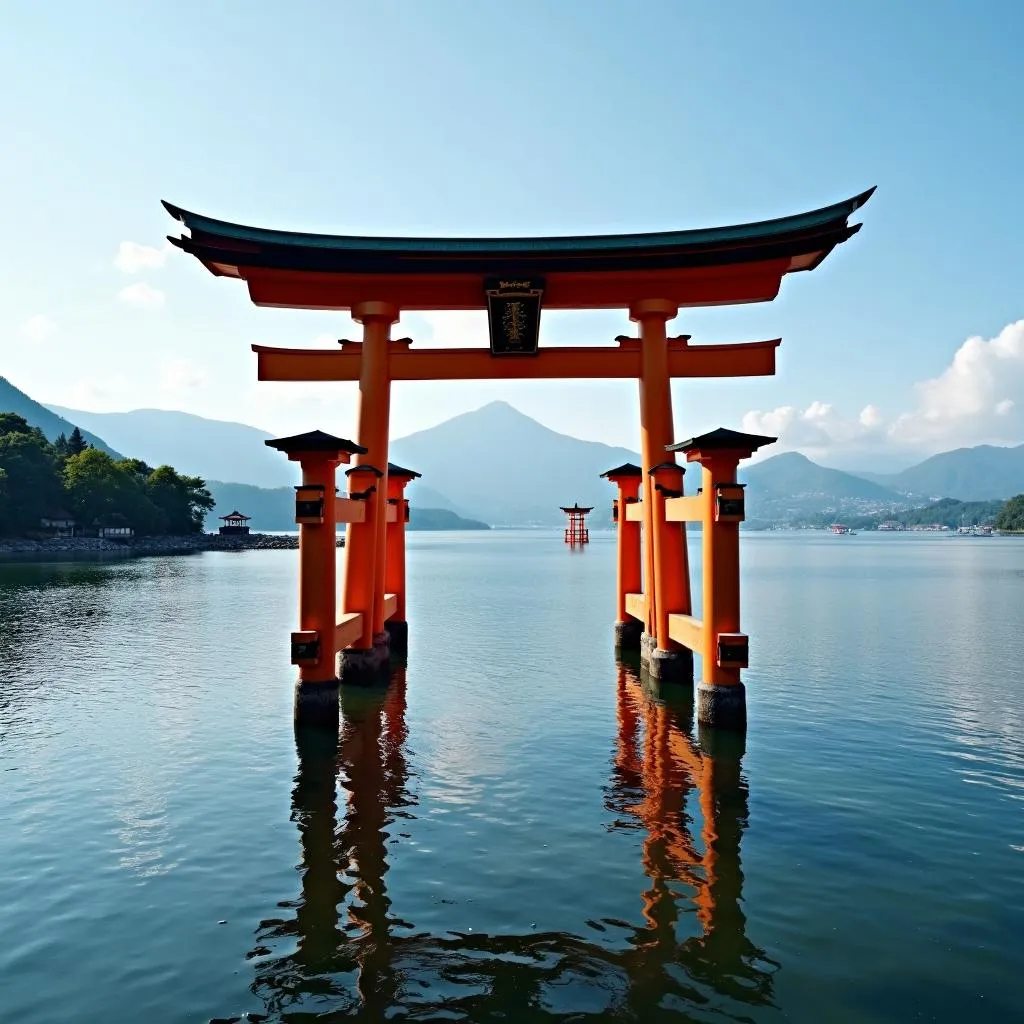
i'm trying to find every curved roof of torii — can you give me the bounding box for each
[162,188,873,311]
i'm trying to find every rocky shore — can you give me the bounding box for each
[0,533,335,559]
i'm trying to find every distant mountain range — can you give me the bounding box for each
[859,444,1024,501]
[1,377,117,455]
[46,405,295,488]
[207,481,489,532]
[0,375,1020,526]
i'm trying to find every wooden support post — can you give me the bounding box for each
[665,427,775,727]
[265,429,364,724]
[351,302,398,642]
[632,299,692,679]
[602,464,644,649]
[385,463,420,657]
[296,456,339,684]
[616,483,642,622]
[701,457,742,687]
[341,466,381,650]
[633,300,678,643]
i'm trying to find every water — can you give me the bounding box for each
[2,532,1023,1022]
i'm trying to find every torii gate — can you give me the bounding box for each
[165,188,872,729]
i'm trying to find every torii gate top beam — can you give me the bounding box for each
[163,189,873,311]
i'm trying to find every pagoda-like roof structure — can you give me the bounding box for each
[560,503,594,513]
[264,429,366,455]
[387,462,421,480]
[599,462,643,478]
[219,510,251,521]
[163,189,874,311]
[668,427,777,457]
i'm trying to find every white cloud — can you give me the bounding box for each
[159,357,209,393]
[114,241,169,273]
[401,310,489,348]
[742,319,1024,464]
[859,404,883,428]
[19,314,57,343]
[890,319,1024,446]
[117,282,166,307]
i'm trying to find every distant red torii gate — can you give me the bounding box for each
[165,188,872,729]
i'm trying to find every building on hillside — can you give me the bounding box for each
[218,510,252,536]
[877,520,905,531]
[39,511,76,537]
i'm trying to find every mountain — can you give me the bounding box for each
[47,406,296,487]
[880,444,1024,501]
[1,377,118,455]
[741,451,905,521]
[743,452,901,501]
[389,401,638,526]
[205,481,488,532]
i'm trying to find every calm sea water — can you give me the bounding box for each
[1,531,1023,1023]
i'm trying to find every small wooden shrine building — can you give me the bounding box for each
[218,510,252,536]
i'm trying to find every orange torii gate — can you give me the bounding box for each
[561,503,592,546]
[165,188,872,729]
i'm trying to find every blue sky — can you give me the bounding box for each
[2,0,1022,469]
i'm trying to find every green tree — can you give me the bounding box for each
[67,426,88,456]
[145,465,215,534]
[996,495,1024,532]
[0,423,63,535]
[63,449,163,535]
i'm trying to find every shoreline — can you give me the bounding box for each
[0,533,332,560]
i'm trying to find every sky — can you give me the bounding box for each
[2,0,1023,471]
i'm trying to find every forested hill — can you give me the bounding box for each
[0,413,212,538]
[1,377,117,455]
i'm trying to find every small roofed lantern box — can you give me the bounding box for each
[294,484,326,525]
[485,277,544,355]
[714,483,746,522]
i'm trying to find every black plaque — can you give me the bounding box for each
[291,636,321,664]
[717,635,749,668]
[295,498,324,521]
[485,277,544,355]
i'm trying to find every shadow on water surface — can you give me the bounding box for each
[232,661,778,1023]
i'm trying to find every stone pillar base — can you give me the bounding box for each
[386,620,409,657]
[696,682,747,731]
[647,645,694,685]
[293,678,340,728]
[338,632,391,686]
[640,631,657,664]
[614,619,642,650]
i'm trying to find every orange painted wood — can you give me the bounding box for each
[335,612,364,651]
[700,460,742,685]
[335,497,366,524]
[668,613,705,656]
[664,496,704,522]
[253,340,779,382]
[297,455,339,682]
[242,262,790,312]
[625,592,647,622]
[614,481,642,622]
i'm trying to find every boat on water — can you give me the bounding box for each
[830,523,855,536]
[955,515,994,537]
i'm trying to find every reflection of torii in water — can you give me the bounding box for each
[610,659,778,1010]
[250,671,413,1019]
[247,663,776,1018]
